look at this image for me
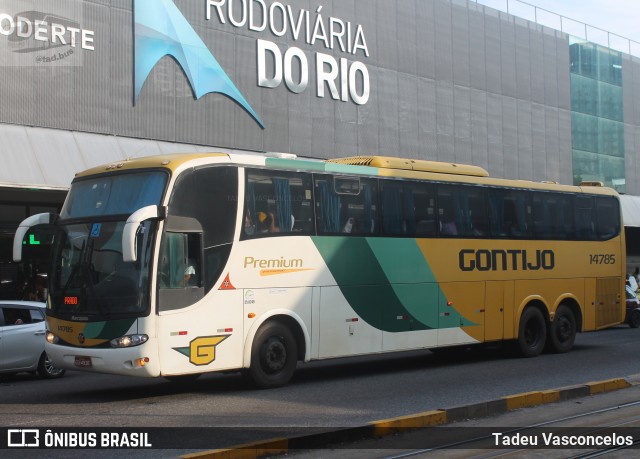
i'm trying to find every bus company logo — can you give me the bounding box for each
[134,0,265,128]
[243,256,314,277]
[459,249,556,272]
[173,335,229,366]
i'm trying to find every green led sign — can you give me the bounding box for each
[23,234,41,245]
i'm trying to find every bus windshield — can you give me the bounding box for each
[60,171,167,219]
[49,220,156,317]
[50,171,168,318]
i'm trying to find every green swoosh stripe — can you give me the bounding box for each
[312,237,474,332]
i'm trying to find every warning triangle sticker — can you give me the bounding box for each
[219,273,235,290]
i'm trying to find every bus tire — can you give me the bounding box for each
[547,305,576,353]
[629,309,640,328]
[517,307,546,357]
[249,322,297,389]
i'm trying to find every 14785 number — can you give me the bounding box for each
[589,254,616,264]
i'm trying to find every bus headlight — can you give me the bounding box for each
[110,334,149,348]
[46,331,59,344]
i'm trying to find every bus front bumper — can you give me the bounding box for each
[45,341,161,377]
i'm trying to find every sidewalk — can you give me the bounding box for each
[182,374,640,458]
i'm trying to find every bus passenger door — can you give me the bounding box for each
[156,226,242,376]
[484,281,504,342]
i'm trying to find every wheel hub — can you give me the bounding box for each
[262,337,287,373]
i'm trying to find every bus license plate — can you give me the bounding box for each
[74,356,92,368]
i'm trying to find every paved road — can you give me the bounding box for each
[0,325,639,455]
[285,376,640,459]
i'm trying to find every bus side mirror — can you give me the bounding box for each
[13,213,57,262]
[123,205,165,263]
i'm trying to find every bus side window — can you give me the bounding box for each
[489,190,531,239]
[381,181,435,237]
[315,177,341,233]
[533,193,574,240]
[575,196,596,240]
[316,176,377,236]
[413,184,437,237]
[244,169,313,238]
[437,198,458,237]
[553,194,574,239]
[436,184,488,238]
[159,232,202,289]
[158,230,204,312]
[596,197,620,240]
[381,183,405,235]
[464,187,488,237]
[167,166,237,294]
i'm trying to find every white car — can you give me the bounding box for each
[0,301,65,379]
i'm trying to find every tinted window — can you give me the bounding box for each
[170,167,238,247]
[532,193,574,240]
[315,175,377,235]
[595,197,621,240]
[436,185,488,238]
[381,181,436,237]
[62,172,168,219]
[158,232,202,289]
[168,166,238,294]
[243,169,314,238]
[575,196,597,240]
[489,189,532,239]
[30,308,45,323]
[1,307,32,326]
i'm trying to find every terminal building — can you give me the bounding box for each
[1,0,639,296]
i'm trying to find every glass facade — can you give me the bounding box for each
[570,39,625,192]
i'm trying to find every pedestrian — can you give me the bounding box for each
[629,273,638,293]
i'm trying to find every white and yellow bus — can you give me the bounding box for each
[13,153,625,388]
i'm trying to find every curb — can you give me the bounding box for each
[181,377,633,459]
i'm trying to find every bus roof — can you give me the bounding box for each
[74,153,228,178]
[327,156,490,177]
[72,152,618,197]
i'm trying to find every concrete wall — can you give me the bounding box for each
[0,0,616,185]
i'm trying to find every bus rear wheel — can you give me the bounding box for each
[547,305,576,353]
[249,322,297,389]
[517,307,546,357]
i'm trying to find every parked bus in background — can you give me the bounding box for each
[13,153,625,388]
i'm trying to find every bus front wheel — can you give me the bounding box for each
[517,307,546,357]
[547,305,576,353]
[249,322,297,389]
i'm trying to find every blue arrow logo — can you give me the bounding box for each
[134,0,265,128]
